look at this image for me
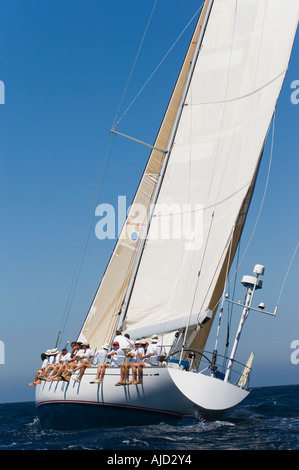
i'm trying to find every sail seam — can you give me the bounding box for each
[152,182,250,219]
[188,69,287,106]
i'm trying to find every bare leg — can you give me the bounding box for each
[90,363,107,383]
[137,364,144,383]
[29,370,42,386]
[124,364,131,383]
[133,364,144,384]
[72,361,91,381]
[46,364,67,381]
[62,362,78,381]
[116,363,131,385]
[99,364,108,381]
[128,364,138,384]
[39,364,56,378]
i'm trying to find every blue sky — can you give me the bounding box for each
[0,0,298,403]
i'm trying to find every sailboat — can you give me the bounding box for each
[35,0,299,429]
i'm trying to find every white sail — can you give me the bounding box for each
[122,0,299,339]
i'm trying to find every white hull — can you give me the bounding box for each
[35,366,249,429]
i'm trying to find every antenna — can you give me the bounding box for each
[224,264,277,383]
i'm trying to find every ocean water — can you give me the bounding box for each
[0,384,298,451]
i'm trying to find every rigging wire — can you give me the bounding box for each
[56,1,159,346]
[224,111,276,295]
[56,133,116,347]
[275,239,299,308]
[112,0,158,130]
[222,241,241,371]
[204,109,275,360]
[207,108,276,325]
[60,138,118,344]
[213,228,235,353]
[113,3,204,129]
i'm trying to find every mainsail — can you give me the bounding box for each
[121,0,299,343]
[79,0,299,351]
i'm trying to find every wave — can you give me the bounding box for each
[0,385,298,450]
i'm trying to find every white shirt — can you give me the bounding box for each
[149,342,161,364]
[109,347,125,367]
[48,354,59,365]
[113,335,133,350]
[41,358,49,368]
[76,348,94,364]
[75,348,86,364]
[59,352,71,363]
[140,345,157,365]
[128,349,142,364]
[84,348,94,361]
[92,349,108,366]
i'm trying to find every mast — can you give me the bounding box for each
[224,264,277,382]
[224,267,263,382]
[117,0,215,329]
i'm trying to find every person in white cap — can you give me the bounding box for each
[36,348,60,380]
[43,342,79,381]
[44,348,71,381]
[92,344,110,366]
[138,339,156,365]
[149,335,160,364]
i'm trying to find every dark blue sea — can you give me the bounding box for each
[0,385,298,453]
